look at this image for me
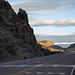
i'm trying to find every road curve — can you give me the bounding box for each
[0,52,75,75]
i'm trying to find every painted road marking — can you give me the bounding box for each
[1,64,75,68]
[70,64,75,75]
[15,72,67,75]
[18,65,34,67]
[59,73,67,75]
[18,65,27,67]
[35,64,43,67]
[2,65,12,67]
[25,72,33,74]
[48,72,54,74]
[10,56,65,75]
[42,64,75,67]
[36,72,44,74]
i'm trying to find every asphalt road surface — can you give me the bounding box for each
[0,52,75,75]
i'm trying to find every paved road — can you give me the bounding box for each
[0,52,75,75]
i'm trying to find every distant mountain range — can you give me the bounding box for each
[37,40,75,53]
[56,44,71,48]
[54,43,75,52]
[68,43,75,49]
[64,43,75,52]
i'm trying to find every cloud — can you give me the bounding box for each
[35,33,75,42]
[31,19,75,27]
[27,10,65,24]
[28,11,64,16]
[10,0,75,27]
[11,0,75,11]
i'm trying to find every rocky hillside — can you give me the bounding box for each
[68,43,75,49]
[37,40,64,53]
[37,40,55,46]
[50,45,62,49]
[0,0,44,62]
[65,43,75,52]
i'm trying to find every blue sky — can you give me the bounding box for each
[6,0,75,43]
[6,0,24,3]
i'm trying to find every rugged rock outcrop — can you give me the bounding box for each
[37,40,55,47]
[37,40,64,54]
[0,0,44,62]
[64,43,75,52]
[68,43,75,49]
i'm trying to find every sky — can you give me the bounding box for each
[6,0,75,43]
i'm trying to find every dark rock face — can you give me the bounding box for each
[0,0,44,62]
[66,43,75,52]
[68,43,75,48]
[18,8,29,25]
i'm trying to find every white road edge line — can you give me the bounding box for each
[59,73,66,75]
[48,72,54,74]
[0,64,75,68]
[36,72,44,74]
[70,64,75,75]
[25,72,33,74]
[35,64,43,67]
[2,65,12,67]
[18,65,27,67]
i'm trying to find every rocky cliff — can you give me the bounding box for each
[0,0,44,62]
[64,43,75,52]
[37,40,64,54]
[37,40,55,47]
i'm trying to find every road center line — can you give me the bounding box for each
[11,56,64,75]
